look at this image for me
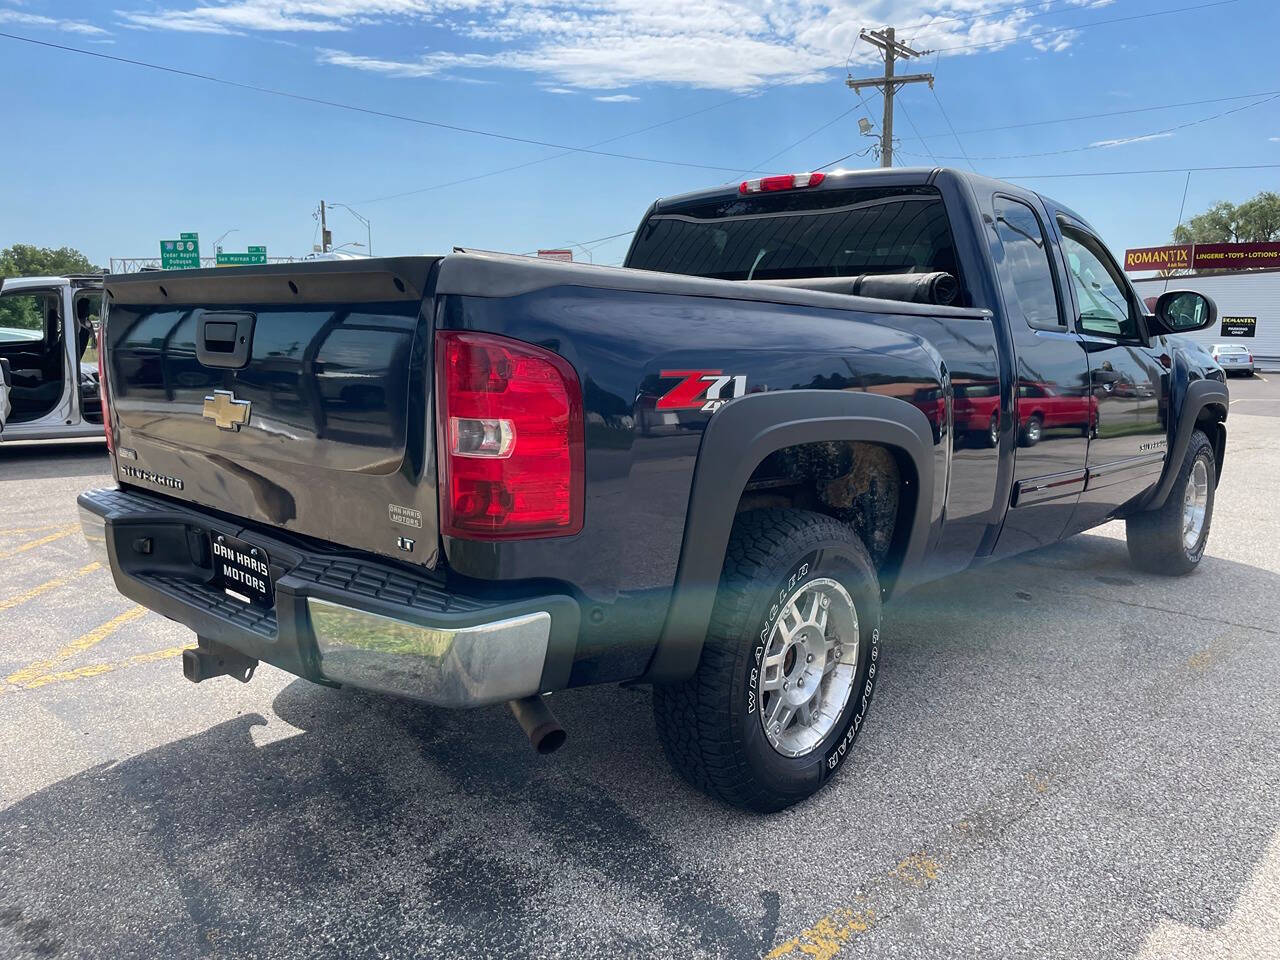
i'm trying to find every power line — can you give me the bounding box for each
[899,89,1280,144]
[519,229,635,258]
[896,97,938,165]
[748,106,859,173]
[933,0,1240,53]
[356,89,784,204]
[930,87,977,172]
[0,31,768,178]
[915,0,1130,29]
[898,91,1280,163]
[815,145,878,171]
[994,163,1280,179]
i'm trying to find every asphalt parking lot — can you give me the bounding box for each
[1,382,1278,960]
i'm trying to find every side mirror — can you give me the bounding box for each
[1151,289,1216,335]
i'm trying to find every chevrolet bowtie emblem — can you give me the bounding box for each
[202,390,252,431]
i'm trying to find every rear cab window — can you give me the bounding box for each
[989,196,1063,330]
[625,184,968,303]
[0,289,56,345]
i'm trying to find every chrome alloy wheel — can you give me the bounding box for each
[758,578,859,758]
[1183,457,1210,551]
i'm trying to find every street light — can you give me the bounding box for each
[326,203,372,256]
[212,228,239,254]
[330,242,366,255]
[564,241,594,263]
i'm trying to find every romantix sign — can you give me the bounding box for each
[1125,241,1280,273]
[1191,242,1280,271]
[1124,244,1192,272]
[1220,316,1257,338]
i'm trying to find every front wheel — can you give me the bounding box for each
[653,509,881,812]
[1126,429,1216,575]
[1020,414,1043,447]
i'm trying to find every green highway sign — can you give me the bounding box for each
[216,245,268,267]
[160,233,201,270]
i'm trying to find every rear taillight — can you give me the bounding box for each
[739,172,825,194]
[96,323,112,453]
[436,331,584,540]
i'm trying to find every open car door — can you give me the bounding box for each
[0,356,11,434]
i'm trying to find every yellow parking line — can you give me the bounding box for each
[19,646,184,691]
[0,524,65,536]
[4,605,146,687]
[765,907,876,960]
[0,525,79,561]
[0,562,101,613]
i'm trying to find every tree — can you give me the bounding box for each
[1173,192,1280,244]
[0,243,102,278]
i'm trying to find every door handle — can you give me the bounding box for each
[195,311,256,369]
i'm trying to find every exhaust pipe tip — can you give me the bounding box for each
[508,694,566,754]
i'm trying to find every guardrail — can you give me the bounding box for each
[108,257,304,273]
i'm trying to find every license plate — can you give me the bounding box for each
[211,532,274,608]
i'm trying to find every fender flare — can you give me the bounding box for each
[1145,378,1229,510]
[641,389,937,684]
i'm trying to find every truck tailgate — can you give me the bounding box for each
[102,257,441,567]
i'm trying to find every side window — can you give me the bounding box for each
[0,291,54,345]
[1058,224,1139,340]
[991,197,1061,330]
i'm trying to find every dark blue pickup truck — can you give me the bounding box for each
[79,167,1228,811]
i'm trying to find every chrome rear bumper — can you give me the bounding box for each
[77,486,579,708]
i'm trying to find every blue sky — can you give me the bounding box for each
[1,0,1277,270]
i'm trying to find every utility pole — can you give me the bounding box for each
[318,201,332,253]
[846,27,934,168]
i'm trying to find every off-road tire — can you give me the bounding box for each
[652,509,881,812]
[1126,429,1215,575]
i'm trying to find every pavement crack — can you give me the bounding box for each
[1041,588,1279,637]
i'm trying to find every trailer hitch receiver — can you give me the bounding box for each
[182,637,258,684]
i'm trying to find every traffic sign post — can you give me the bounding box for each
[216,245,268,267]
[160,232,201,270]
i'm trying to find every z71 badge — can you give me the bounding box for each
[656,369,747,413]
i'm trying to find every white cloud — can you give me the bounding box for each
[1089,132,1174,148]
[119,1,1102,92]
[1030,28,1078,53]
[542,87,576,95]
[0,8,110,36]
[594,93,639,102]
[1270,136,1280,142]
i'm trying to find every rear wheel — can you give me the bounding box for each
[653,509,881,812]
[1126,429,1215,575]
[986,413,1000,448]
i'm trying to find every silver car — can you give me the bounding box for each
[1210,343,1255,377]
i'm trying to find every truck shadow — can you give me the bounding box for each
[0,441,109,482]
[0,533,1276,959]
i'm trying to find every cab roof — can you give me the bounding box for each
[649,165,1080,226]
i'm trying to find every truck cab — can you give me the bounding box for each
[0,275,105,440]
